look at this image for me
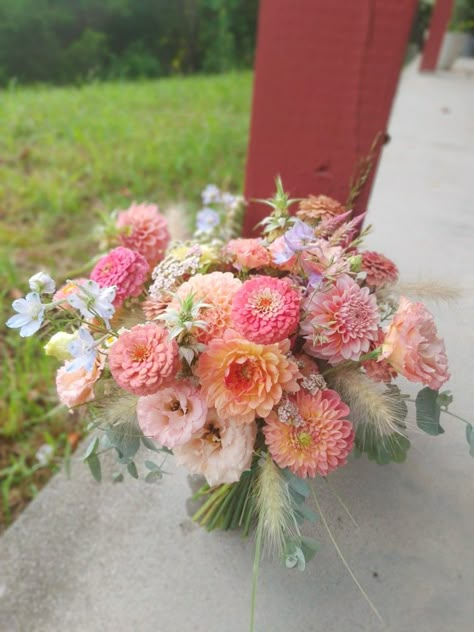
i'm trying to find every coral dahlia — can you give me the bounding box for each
[117,202,170,267]
[195,330,300,424]
[301,274,379,364]
[297,194,347,223]
[361,250,399,288]
[231,276,301,345]
[109,324,178,396]
[264,389,354,478]
[90,246,149,308]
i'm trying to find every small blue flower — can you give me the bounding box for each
[6,292,45,337]
[29,271,56,295]
[67,327,97,372]
[201,184,221,205]
[67,280,116,328]
[196,207,220,233]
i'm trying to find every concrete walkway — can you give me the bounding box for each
[1,61,473,632]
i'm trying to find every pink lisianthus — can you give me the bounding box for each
[90,247,149,307]
[195,330,301,424]
[225,238,271,270]
[231,276,301,345]
[264,389,354,478]
[53,278,89,311]
[174,410,257,486]
[361,250,399,288]
[137,380,207,449]
[301,274,379,364]
[116,202,170,267]
[109,324,178,396]
[56,357,104,408]
[381,297,449,390]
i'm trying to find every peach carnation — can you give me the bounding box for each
[174,410,257,486]
[53,278,88,310]
[297,194,346,223]
[90,246,149,307]
[361,250,399,288]
[195,330,300,424]
[170,272,241,344]
[117,202,170,267]
[381,297,449,390]
[362,328,397,383]
[56,358,103,408]
[137,380,207,449]
[301,274,379,364]
[225,238,271,270]
[109,324,178,396]
[231,276,301,345]
[264,389,354,478]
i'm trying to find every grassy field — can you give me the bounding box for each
[0,72,252,531]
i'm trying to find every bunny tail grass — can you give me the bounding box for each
[254,454,298,558]
[311,486,385,627]
[395,280,463,303]
[327,369,407,445]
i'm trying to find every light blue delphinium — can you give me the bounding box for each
[201,184,221,205]
[28,271,56,295]
[67,280,116,328]
[196,207,220,233]
[6,292,45,337]
[67,327,98,372]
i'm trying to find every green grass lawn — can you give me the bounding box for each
[0,71,252,530]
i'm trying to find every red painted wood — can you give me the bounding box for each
[420,0,455,71]
[243,0,417,236]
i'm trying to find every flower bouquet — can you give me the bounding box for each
[7,179,472,628]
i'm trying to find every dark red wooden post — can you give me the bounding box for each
[420,0,455,71]
[243,0,417,236]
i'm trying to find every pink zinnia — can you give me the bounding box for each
[361,250,399,288]
[174,410,257,486]
[301,274,379,364]
[195,330,300,425]
[109,324,178,396]
[264,389,354,478]
[381,297,449,390]
[117,202,170,267]
[231,277,301,345]
[137,380,207,449]
[225,238,271,270]
[90,246,149,307]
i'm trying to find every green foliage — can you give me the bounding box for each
[0,0,259,86]
[415,387,445,436]
[354,423,411,465]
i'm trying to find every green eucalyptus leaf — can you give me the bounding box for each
[83,436,99,460]
[106,426,140,459]
[355,423,410,464]
[86,454,102,482]
[416,387,445,436]
[466,424,474,457]
[127,461,139,479]
[145,470,163,484]
[112,472,124,483]
[144,460,161,471]
[300,536,320,562]
[282,468,310,497]
[141,435,160,452]
[294,502,318,524]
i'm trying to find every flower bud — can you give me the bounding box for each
[44,331,77,361]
